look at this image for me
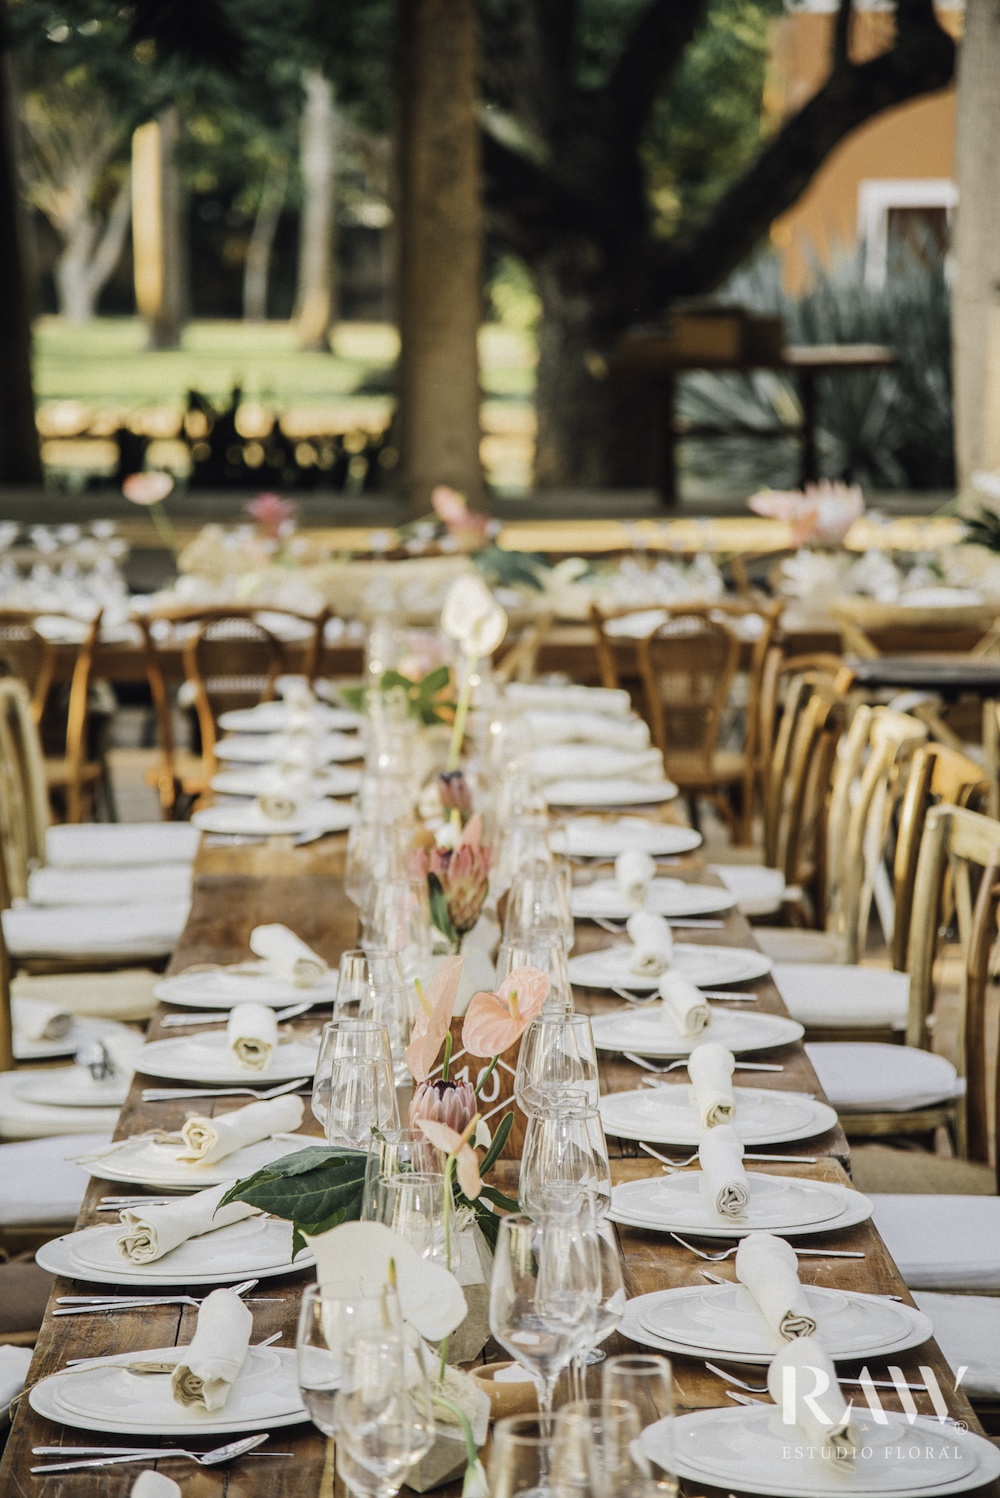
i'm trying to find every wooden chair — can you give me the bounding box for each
[0,610,106,823]
[495,613,554,685]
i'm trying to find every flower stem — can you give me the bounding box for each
[441,1031,453,1084]
[446,653,478,771]
[150,501,180,559]
[474,1055,498,1099]
[442,1153,454,1270]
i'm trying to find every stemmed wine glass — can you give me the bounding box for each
[519,1091,612,1224]
[514,1013,600,1112]
[311,1019,395,1131]
[603,1353,676,1496]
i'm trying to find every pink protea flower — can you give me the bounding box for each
[438,770,473,820]
[244,492,298,539]
[409,1077,478,1136]
[429,812,492,935]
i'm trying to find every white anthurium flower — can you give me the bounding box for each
[463,1457,489,1497]
[441,574,508,657]
[303,1220,467,1343]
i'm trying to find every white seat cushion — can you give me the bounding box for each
[754,931,846,965]
[775,966,909,1029]
[11,968,158,1022]
[0,1345,33,1424]
[0,1132,111,1225]
[45,822,199,869]
[2,901,190,960]
[27,863,192,908]
[806,1041,962,1111]
[873,1195,1000,1292]
[710,864,785,918]
[0,1070,122,1140]
[912,1292,1000,1397]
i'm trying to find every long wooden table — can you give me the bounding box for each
[2,836,996,1497]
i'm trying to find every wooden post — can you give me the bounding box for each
[0,41,41,484]
[295,70,336,352]
[397,0,485,515]
[132,109,185,350]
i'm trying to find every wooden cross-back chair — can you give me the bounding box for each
[0,609,105,824]
[769,684,847,924]
[183,614,286,780]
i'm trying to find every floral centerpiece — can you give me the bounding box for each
[748,480,864,548]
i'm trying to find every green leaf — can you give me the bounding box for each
[478,1110,513,1177]
[428,872,458,947]
[339,685,367,713]
[421,664,452,695]
[469,1197,501,1253]
[477,1183,520,1214]
[219,1146,367,1230]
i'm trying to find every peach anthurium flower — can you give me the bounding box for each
[122,471,174,506]
[461,967,550,1058]
[416,1115,483,1200]
[404,953,464,1083]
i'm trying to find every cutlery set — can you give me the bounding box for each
[54,1279,263,1317]
[30,1433,291,1473]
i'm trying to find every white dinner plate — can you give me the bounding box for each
[192,800,355,837]
[598,1086,837,1146]
[551,818,702,860]
[13,1066,130,1109]
[572,878,735,921]
[620,1283,932,1365]
[136,1033,319,1085]
[609,1172,873,1238]
[642,1408,1000,1498]
[210,766,362,799]
[589,1005,801,1059]
[218,704,362,733]
[215,733,362,765]
[80,1131,314,1189]
[569,944,773,993]
[14,1016,135,1063]
[156,966,337,1010]
[29,1343,308,1436]
[544,779,679,807]
[38,1216,315,1286]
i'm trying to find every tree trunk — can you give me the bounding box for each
[397,0,484,514]
[953,0,1000,486]
[132,108,185,350]
[55,169,132,324]
[296,70,335,352]
[244,156,287,322]
[0,41,41,484]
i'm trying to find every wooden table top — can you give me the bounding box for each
[2,835,995,1497]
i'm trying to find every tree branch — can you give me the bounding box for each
[652,0,955,298]
[481,127,595,261]
[605,0,712,145]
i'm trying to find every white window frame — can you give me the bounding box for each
[857,178,957,288]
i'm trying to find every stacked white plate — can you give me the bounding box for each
[551,817,702,859]
[38,1214,315,1286]
[589,1004,801,1058]
[609,1171,874,1237]
[599,1086,837,1145]
[14,1016,136,1064]
[619,1281,932,1364]
[136,1033,320,1085]
[156,966,337,1010]
[569,944,773,992]
[191,800,355,837]
[210,765,363,799]
[642,1407,1000,1498]
[545,779,679,807]
[215,733,362,765]
[78,1130,314,1191]
[571,878,734,921]
[218,703,362,733]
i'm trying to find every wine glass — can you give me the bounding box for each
[312,1019,395,1129]
[361,1128,440,1219]
[364,875,431,971]
[495,937,573,1015]
[369,1171,446,1262]
[569,1222,627,1397]
[519,1091,612,1223]
[602,1354,676,1496]
[296,1281,401,1436]
[325,1054,400,1147]
[503,861,575,951]
[558,1399,651,1497]
[489,1213,599,1423]
[514,1013,600,1112]
[334,1327,435,1496]
[489,1414,557,1498]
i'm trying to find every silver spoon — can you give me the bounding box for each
[670,1232,864,1261]
[639,1142,817,1170]
[31,1434,277,1474]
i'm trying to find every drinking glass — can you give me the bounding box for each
[489,1213,599,1421]
[335,949,406,1019]
[515,1014,600,1112]
[325,1052,399,1148]
[602,1354,676,1496]
[489,1414,556,1498]
[496,937,573,1015]
[558,1399,651,1497]
[361,1128,440,1219]
[520,1092,612,1223]
[312,1019,394,1129]
[570,1223,626,1393]
[369,1171,446,1262]
[344,817,412,915]
[296,1281,402,1437]
[334,1327,435,1495]
[493,813,552,897]
[364,875,432,969]
[503,862,574,952]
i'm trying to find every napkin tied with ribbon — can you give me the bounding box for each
[698,1123,749,1219]
[626,911,673,976]
[658,970,709,1039]
[177,1093,304,1165]
[170,1287,252,1411]
[117,1182,261,1263]
[767,1336,858,1462]
[249,923,327,987]
[226,1002,279,1071]
[686,1040,735,1126]
[735,1231,817,1340]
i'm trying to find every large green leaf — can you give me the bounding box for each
[477,1110,513,1177]
[428,873,458,947]
[219,1146,367,1250]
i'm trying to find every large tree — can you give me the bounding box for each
[479,0,956,487]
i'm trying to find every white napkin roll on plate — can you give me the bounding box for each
[256,793,299,821]
[686,1040,736,1126]
[698,1122,750,1219]
[226,1002,279,1071]
[615,849,656,907]
[170,1287,253,1411]
[767,1336,858,1461]
[249,923,327,987]
[117,1181,261,1263]
[11,996,72,1043]
[131,1474,181,1498]
[626,911,673,976]
[735,1231,817,1340]
[658,971,710,1039]
[177,1093,304,1165]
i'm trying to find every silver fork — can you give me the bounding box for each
[613,987,759,1004]
[639,1142,817,1170]
[63,1331,282,1368]
[699,1268,902,1301]
[594,917,724,934]
[31,1434,278,1474]
[625,1052,783,1074]
[161,1000,322,1027]
[669,1232,864,1261]
[55,1278,259,1316]
[706,1361,928,1394]
[141,1076,309,1102]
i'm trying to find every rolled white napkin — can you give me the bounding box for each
[177,1093,304,1165]
[698,1123,750,1219]
[11,996,71,1043]
[131,1474,181,1498]
[170,1288,253,1411]
[735,1232,817,1340]
[658,970,709,1038]
[767,1337,858,1462]
[615,849,656,907]
[226,1002,279,1071]
[117,1182,261,1263]
[520,711,650,751]
[249,923,327,986]
[531,744,664,784]
[626,911,673,976]
[256,793,299,821]
[686,1041,736,1126]
[504,682,631,717]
